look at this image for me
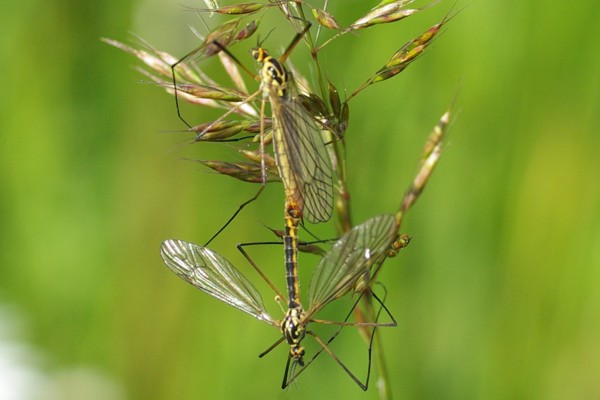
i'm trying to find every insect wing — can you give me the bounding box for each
[161,239,275,325]
[272,95,334,223]
[306,214,397,315]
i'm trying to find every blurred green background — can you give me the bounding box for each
[1,0,599,399]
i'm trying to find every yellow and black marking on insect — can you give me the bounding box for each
[276,198,306,369]
[282,204,302,309]
[253,48,289,97]
[280,305,306,365]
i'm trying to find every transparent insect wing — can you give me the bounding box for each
[271,93,334,223]
[306,214,397,315]
[161,239,275,325]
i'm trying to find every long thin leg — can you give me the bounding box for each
[258,336,286,359]
[279,22,312,63]
[236,241,286,301]
[280,353,293,389]
[171,46,205,128]
[204,184,265,247]
[283,287,395,389]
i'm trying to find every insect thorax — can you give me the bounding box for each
[252,48,289,98]
[281,306,306,363]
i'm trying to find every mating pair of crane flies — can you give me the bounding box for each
[164,14,391,388]
[170,21,334,246]
[161,214,399,389]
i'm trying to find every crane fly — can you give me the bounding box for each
[160,214,399,389]
[251,30,334,224]
[171,22,334,245]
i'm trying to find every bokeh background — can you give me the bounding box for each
[1,0,599,399]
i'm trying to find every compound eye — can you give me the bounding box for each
[252,48,265,61]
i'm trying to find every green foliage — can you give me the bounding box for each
[1,0,599,399]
